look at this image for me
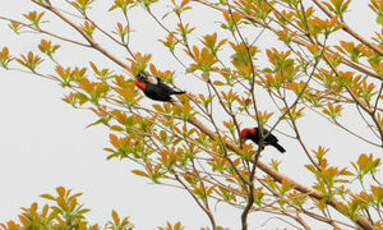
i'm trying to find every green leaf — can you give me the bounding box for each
[377,14,383,25]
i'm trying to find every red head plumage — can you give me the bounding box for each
[240,128,256,140]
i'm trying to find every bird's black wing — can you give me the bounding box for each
[254,127,279,143]
[158,82,178,94]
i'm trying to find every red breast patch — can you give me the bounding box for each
[135,78,146,90]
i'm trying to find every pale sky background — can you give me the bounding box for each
[0,1,381,229]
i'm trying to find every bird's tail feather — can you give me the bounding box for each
[272,143,286,153]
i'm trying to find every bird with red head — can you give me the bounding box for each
[240,127,286,153]
[134,72,185,102]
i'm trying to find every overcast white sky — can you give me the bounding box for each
[0,1,381,229]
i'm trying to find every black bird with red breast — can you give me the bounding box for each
[135,72,185,102]
[240,127,286,153]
